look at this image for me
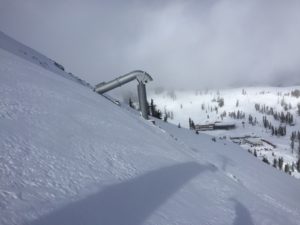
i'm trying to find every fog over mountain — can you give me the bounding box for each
[1,0,300,89]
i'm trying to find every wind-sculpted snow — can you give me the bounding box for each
[1,43,300,224]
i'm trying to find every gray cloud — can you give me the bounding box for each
[0,0,300,89]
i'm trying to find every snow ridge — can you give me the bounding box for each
[0,30,93,89]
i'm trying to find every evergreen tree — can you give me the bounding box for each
[156,110,162,119]
[149,99,162,119]
[163,114,168,122]
[248,114,253,125]
[291,163,295,172]
[284,164,290,173]
[150,99,155,115]
[129,98,134,108]
[217,97,224,107]
[291,139,295,154]
[296,159,300,172]
[271,126,275,135]
[191,120,195,130]
[291,89,300,98]
[188,118,195,130]
[273,158,277,168]
[278,157,284,170]
[262,157,270,164]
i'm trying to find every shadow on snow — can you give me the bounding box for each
[231,199,254,225]
[29,161,217,225]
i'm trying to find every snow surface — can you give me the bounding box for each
[1,31,300,225]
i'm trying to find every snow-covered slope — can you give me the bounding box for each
[1,35,300,225]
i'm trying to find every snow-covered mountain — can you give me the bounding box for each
[1,31,300,225]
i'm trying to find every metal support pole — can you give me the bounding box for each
[95,70,153,120]
[137,82,149,119]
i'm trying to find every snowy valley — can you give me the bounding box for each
[149,87,300,179]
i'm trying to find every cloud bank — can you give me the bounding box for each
[1,0,300,89]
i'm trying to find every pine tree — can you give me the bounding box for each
[156,110,162,119]
[188,118,196,130]
[129,98,134,108]
[248,114,253,125]
[191,120,195,130]
[284,164,290,173]
[273,158,277,168]
[291,163,295,172]
[163,114,168,122]
[150,99,162,119]
[262,157,270,164]
[296,159,300,172]
[291,139,295,154]
[254,150,257,157]
[150,99,155,115]
[218,97,224,107]
[201,103,205,110]
[278,157,284,170]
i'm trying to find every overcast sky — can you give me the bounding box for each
[0,0,300,89]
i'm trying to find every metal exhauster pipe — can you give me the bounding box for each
[94,70,152,94]
[137,82,149,119]
[94,70,153,119]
